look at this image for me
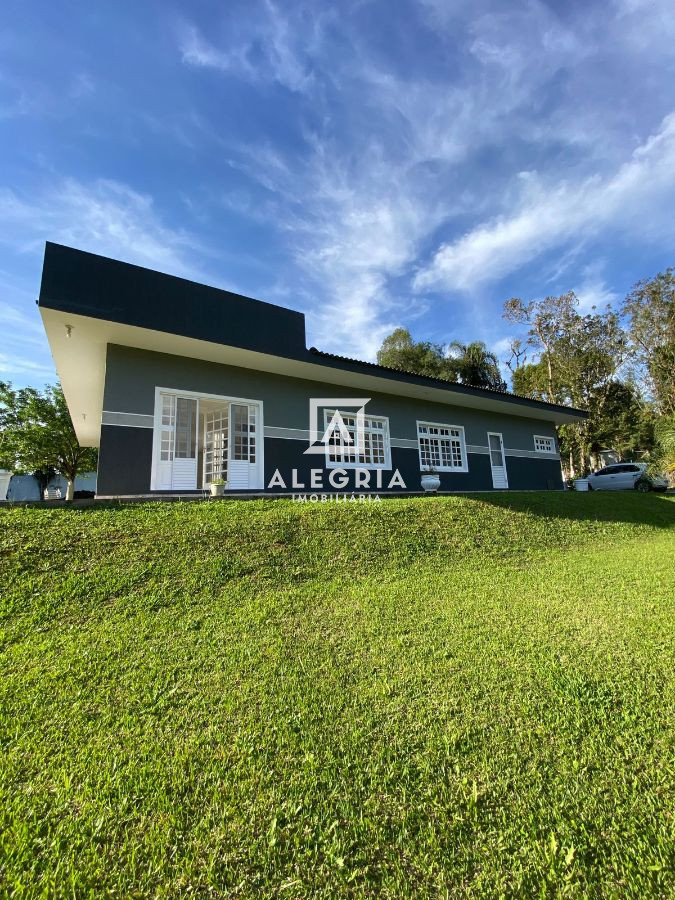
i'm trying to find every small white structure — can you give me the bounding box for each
[3,472,97,501]
[0,470,11,501]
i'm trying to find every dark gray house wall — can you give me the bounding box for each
[37,244,585,497]
[97,344,563,496]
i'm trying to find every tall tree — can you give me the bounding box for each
[377,329,506,389]
[504,292,629,474]
[377,328,454,381]
[653,415,675,477]
[0,381,19,471]
[446,341,506,391]
[589,380,655,465]
[622,269,675,416]
[0,383,98,501]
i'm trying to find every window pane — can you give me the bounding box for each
[204,408,228,484]
[175,398,197,458]
[325,410,389,466]
[417,423,465,470]
[232,404,251,461]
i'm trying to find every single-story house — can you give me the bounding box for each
[38,242,586,497]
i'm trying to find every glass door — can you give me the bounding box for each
[228,404,259,489]
[153,393,261,491]
[154,393,198,490]
[170,397,198,489]
[155,394,176,490]
[488,432,508,489]
[203,408,229,486]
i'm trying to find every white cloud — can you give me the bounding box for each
[0,296,57,385]
[0,179,216,386]
[174,0,675,358]
[179,1,317,93]
[491,337,513,356]
[413,114,675,293]
[572,261,620,312]
[0,351,55,381]
[0,178,208,280]
[180,27,252,76]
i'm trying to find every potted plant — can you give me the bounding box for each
[210,477,226,497]
[420,465,441,493]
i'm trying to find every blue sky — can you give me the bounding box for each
[1,0,674,388]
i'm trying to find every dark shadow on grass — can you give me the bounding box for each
[2,491,674,530]
[465,490,675,529]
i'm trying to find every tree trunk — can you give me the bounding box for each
[65,479,74,502]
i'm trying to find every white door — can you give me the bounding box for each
[155,393,176,490]
[203,408,229,486]
[154,393,198,490]
[488,432,508,489]
[228,403,260,489]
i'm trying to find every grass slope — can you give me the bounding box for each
[0,493,674,897]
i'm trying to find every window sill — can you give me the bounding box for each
[325,461,391,470]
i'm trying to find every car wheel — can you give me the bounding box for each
[635,479,652,493]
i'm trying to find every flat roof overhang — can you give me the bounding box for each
[41,307,587,448]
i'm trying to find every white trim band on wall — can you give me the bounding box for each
[504,447,560,460]
[102,411,154,429]
[102,416,560,462]
[263,428,560,460]
[390,438,418,449]
[264,425,311,441]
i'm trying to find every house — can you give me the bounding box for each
[38,243,586,497]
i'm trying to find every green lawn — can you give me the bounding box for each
[1,493,673,897]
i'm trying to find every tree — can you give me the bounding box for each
[0,381,20,471]
[446,341,506,391]
[0,382,98,501]
[504,292,629,474]
[589,380,655,465]
[376,329,506,389]
[653,415,675,478]
[377,328,454,381]
[622,269,675,416]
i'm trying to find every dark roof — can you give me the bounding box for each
[38,242,307,358]
[39,242,587,421]
[308,347,588,419]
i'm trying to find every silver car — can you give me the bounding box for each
[587,462,668,492]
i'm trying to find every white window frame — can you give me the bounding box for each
[150,387,264,490]
[533,434,555,454]
[416,420,469,473]
[323,409,391,470]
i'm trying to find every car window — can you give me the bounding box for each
[594,468,611,476]
[625,465,640,472]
